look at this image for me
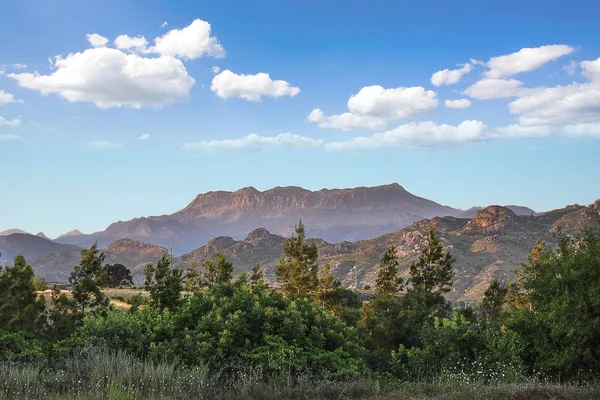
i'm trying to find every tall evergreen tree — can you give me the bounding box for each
[480,279,508,322]
[375,244,403,300]
[69,243,109,314]
[184,261,202,292]
[317,263,345,311]
[276,219,319,297]
[145,254,183,310]
[409,227,455,293]
[0,254,45,333]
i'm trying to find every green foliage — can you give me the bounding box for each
[479,279,508,323]
[102,263,133,287]
[506,229,600,379]
[32,277,48,291]
[0,329,43,362]
[43,285,81,341]
[69,244,109,314]
[409,227,455,294]
[201,251,234,288]
[184,261,201,292]
[276,219,319,297]
[144,254,183,311]
[0,254,45,333]
[249,263,264,289]
[375,244,403,300]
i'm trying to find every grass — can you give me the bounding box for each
[1,349,599,400]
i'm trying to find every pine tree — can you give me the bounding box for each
[0,254,45,333]
[375,244,403,300]
[69,243,109,314]
[184,261,201,292]
[317,263,344,310]
[276,219,319,297]
[249,264,264,290]
[145,254,183,310]
[409,227,455,293]
[201,252,234,288]
[480,279,507,322]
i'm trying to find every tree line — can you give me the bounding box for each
[1,220,600,381]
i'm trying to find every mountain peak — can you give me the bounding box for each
[0,229,27,236]
[58,229,83,238]
[462,205,519,234]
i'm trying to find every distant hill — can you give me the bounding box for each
[0,233,81,263]
[54,183,461,252]
[457,205,537,219]
[0,229,27,236]
[30,202,600,301]
[33,238,167,283]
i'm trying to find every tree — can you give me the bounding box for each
[102,263,133,288]
[409,228,455,294]
[69,243,109,314]
[249,264,265,290]
[145,254,183,310]
[506,229,600,379]
[184,262,201,292]
[0,254,45,333]
[201,252,234,288]
[479,279,507,322]
[276,220,319,297]
[316,263,344,310]
[375,244,403,300]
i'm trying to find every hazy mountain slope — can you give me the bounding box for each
[53,183,462,252]
[0,233,81,263]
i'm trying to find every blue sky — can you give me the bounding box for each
[1,0,599,238]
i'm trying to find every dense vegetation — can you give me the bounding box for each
[1,222,600,399]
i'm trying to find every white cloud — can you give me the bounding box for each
[161,21,168,28]
[445,99,472,109]
[86,140,123,150]
[508,82,600,126]
[114,35,149,52]
[581,57,600,81]
[183,133,323,150]
[0,90,22,105]
[308,85,438,131]
[11,64,27,69]
[9,47,195,109]
[138,133,150,140]
[211,70,300,101]
[563,60,577,76]
[150,19,225,59]
[325,120,488,150]
[463,78,524,99]
[0,134,24,142]
[0,116,21,127]
[211,66,220,74]
[86,33,109,48]
[491,124,553,139]
[563,122,600,138]
[431,63,472,86]
[485,45,574,78]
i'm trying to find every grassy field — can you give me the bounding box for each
[1,349,598,400]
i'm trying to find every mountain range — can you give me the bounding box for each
[2,183,596,302]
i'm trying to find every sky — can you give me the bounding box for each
[1,0,599,238]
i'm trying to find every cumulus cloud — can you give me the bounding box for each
[9,47,195,108]
[431,64,472,86]
[183,133,323,150]
[485,45,574,78]
[114,35,149,52]
[0,116,21,127]
[563,122,600,138]
[0,90,22,105]
[308,85,438,131]
[464,78,524,99]
[85,140,123,150]
[138,133,150,140]
[7,19,227,108]
[211,70,300,101]
[563,60,577,76]
[445,99,471,109]
[86,33,109,48]
[211,66,220,74]
[581,57,600,81]
[325,120,488,150]
[150,19,225,59]
[0,134,24,142]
